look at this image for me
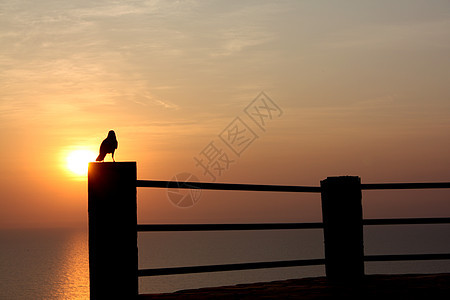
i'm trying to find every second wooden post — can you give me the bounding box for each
[321,176,364,282]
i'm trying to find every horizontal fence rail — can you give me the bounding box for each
[361,182,450,190]
[137,252,450,278]
[137,218,450,232]
[137,222,324,232]
[363,217,450,226]
[138,259,326,277]
[137,180,450,192]
[136,179,321,193]
[365,253,450,262]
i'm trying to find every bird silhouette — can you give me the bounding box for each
[96,130,118,162]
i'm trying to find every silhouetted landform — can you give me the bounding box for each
[139,273,450,299]
[96,130,118,162]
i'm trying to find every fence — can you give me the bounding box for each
[87,162,450,299]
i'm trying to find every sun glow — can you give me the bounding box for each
[66,150,97,176]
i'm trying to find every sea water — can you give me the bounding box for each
[0,229,89,300]
[1,226,449,299]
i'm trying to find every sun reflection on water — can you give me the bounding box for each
[0,229,90,299]
[41,230,89,300]
[47,229,90,299]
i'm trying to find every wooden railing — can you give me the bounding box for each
[87,162,450,299]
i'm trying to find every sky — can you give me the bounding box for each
[0,0,449,228]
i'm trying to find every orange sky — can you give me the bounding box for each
[0,0,449,228]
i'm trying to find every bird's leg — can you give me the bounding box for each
[112,152,115,162]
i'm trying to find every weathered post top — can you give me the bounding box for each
[88,162,138,299]
[88,161,136,185]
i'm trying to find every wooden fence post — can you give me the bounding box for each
[88,162,138,299]
[320,176,364,282]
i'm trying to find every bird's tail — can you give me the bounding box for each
[96,153,106,161]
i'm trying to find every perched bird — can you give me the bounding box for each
[96,130,118,162]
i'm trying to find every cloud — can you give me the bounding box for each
[133,91,180,110]
[70,0,201,19]
[208,26,274,57]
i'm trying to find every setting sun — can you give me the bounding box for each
[66,150,97,176]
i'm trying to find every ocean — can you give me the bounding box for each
[1,225,449,299]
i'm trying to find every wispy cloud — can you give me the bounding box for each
[131,90,180,110]
[208,25,274,57]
